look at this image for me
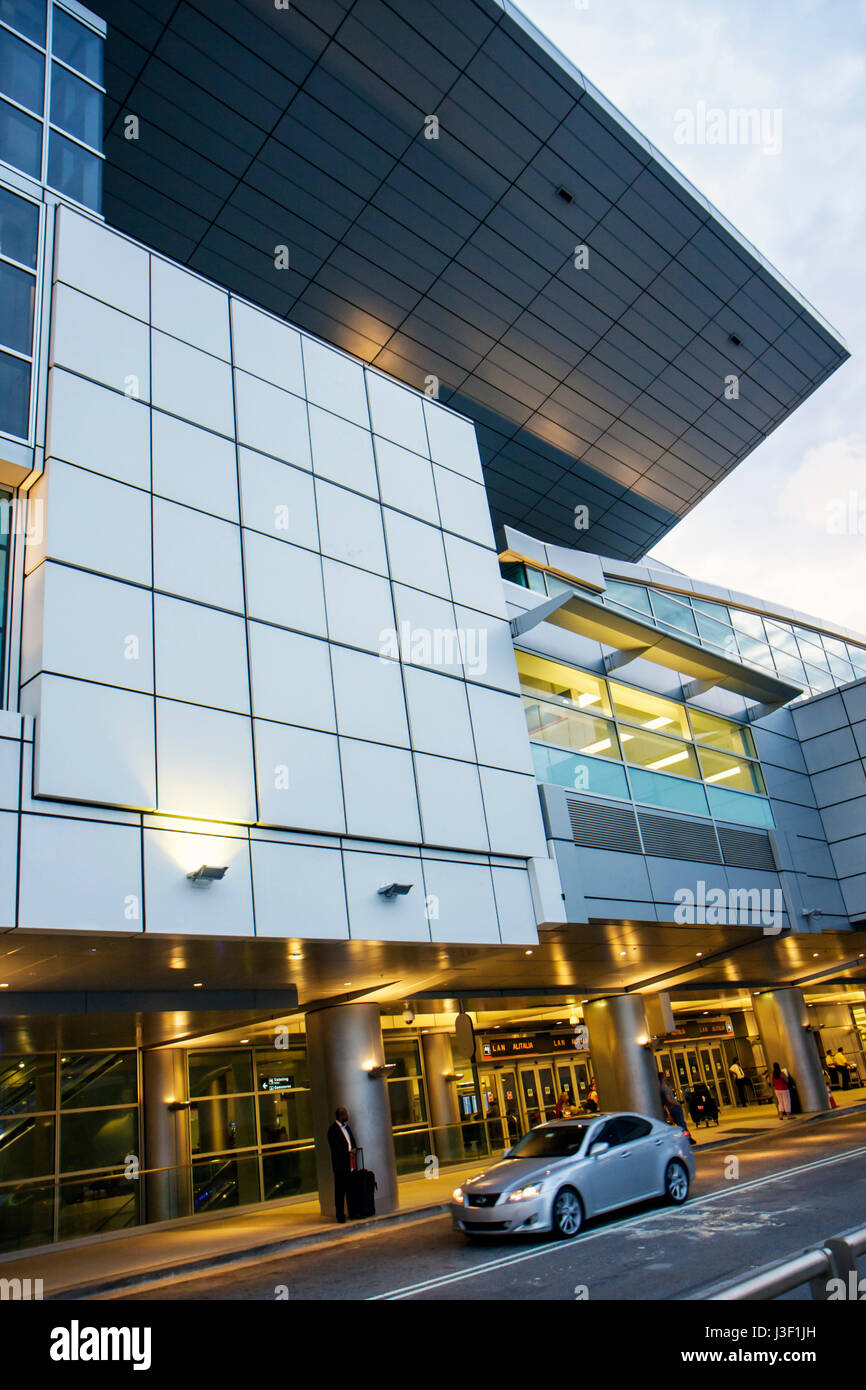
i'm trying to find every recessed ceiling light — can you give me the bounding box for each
[344,981,352,987]
[193,982,203,988]
[696,952,703,958]
[240,1039,249,1044]
[525,949,533,956]
[0,982,8,988]
[813,953,820,958]
[620,950,627,957]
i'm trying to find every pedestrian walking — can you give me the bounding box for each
[659,1070,696,1144]
[771,1062,791,1118]
[327,1105,357,1223]
[729,1057,749,1107]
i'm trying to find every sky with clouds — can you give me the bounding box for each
[517,0,866,634]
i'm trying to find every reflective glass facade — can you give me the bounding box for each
[0,183,38,439]
[517,649,773,828]
[504,561,866,700]
[0,0,104,210]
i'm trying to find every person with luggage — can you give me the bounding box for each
[729,1058,749,1107]
[327,1106,357,1223]
[771,1062,791,1118]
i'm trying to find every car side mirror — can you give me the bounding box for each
[589,1141,610,1157]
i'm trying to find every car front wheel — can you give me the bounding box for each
[664,1159,690,1205]
[551,1186,583,1239]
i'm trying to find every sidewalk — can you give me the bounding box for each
[4,1094,863,1300]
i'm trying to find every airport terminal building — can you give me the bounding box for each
[0,0,864,1249]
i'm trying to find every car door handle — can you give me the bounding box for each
[654,1138,663,1146]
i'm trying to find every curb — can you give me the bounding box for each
[52,1202,450,1301]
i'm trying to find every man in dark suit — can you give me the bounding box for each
[327,1106,357,1223]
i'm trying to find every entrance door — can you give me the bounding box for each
[709,1047,732,1106]
[520,1069,543,1126]
[537,1066,556,1119]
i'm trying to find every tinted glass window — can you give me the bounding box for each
[595,1119,621,1148]
[0,184,38,265]
[505,1124,590,1158]
[60,1052,137,1108]
[52,7,102,83]
[0,347,30,436]
[0,0,45,45]
[50,58,101,146]
[0,95,41,176]
[617,1116,653,1142]
[47,127,101,208]
[0,25,44,112]
[0,259,35,353]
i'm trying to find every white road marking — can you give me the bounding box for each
[369,1141,866,1300]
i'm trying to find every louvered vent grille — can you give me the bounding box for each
[717,827,776,871]
[637,811,722,864]
[566,796,642,853]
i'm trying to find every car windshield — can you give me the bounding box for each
[504,1125,590,1159]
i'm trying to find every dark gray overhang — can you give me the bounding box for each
[510,585,801,711]
[89,0,848,560]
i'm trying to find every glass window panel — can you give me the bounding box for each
[0,184,38,265]
[603,579,652,616]
[0,0,45,44]
[50,58,100,145]
[60,1107,137,1172]
[772,649,806,684]
[60,1051,137,1108]
[188,1049,253,1098]
[694,611,734,650]
[190,1094,257,1153]
[193,1153,260,1213]
[383,1038,422,1077]
[821,634,848,659]
[531,743,629,799]
[388,1077,427,1128]
[730,609,766,639]
[735,633,773,669]
[0,26,44,113]
[620,727,701,779]
[803,663,834,693]
[628,767,709,816]
[262,1145,316,1201]
[609,681,691,738]
[500,560,530,590]
[698,747,766,794]
[545,572,577,597]
[0,259,34,353]
[0,1179,53,1252]
[524,694,621,760]
[59,1173,139,1239]
[688,708,756,757]
[0,1054,54,1114]
[258,1090,313,1144]
[797,636,829,670]
[692,597,730,622]
[255,1044,308,1091]
[47,127,101,209]
[0,347,30,435]
[764,620,799,654]
[707,786,775,828]
[52,7,103,83]
[826,654,854,683]
[515,650,611,715]
[649,589,698,635]
[0,95,41,176]
[847,645,866,675]
[0,1114,54,1180]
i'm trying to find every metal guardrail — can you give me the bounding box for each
[705,1224,866,1300]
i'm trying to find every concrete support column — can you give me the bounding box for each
[142,1048,192,1224]
[584,995,663,1119]
[752,987,830,1113]
[420,1031,462,1162]
[306,1003,399,1217]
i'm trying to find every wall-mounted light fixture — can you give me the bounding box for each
[378,882,412,899]
[167,1100,192,1112]
[187,865,228,885]
[443,1071,464,1082]
[366,1063,397,1079]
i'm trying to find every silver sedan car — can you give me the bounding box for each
[451,1113,695,1240]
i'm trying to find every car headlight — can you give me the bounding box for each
[452,1186,465,1203]
[506,1183,544,1202]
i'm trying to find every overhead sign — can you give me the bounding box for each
[260,1076,294,1091]
[481,1031,588,1060]
[666,1017,733,1040]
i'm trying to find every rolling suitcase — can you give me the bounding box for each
[346,1148,377,1219]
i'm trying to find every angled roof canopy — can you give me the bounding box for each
[510,585,801,712]
[89,0,849,560]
